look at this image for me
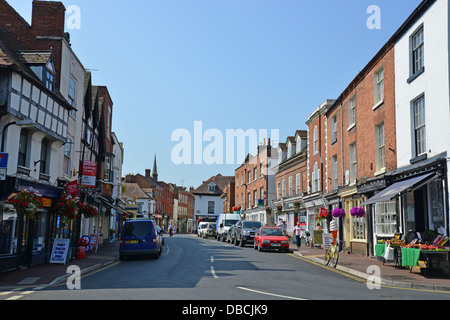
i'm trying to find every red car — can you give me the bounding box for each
[254,227,290,253]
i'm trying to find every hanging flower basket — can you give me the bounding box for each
[350,207,366,218]
[82,203,100,218]
[294,200,301,213]
[265,206,272,215]
[316,208,329,221]
[56,194,82,221]
[332,208,346,218]
[276,205,283,214]
[8,189,44,219]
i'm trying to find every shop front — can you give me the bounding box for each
[0,178,62,273]
[339,184,368,256]
[273,195,305,235]
[363,153,448,261]
[303,193,327,233]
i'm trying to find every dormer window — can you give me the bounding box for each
[208,182,216,192]
[45,69,55,92]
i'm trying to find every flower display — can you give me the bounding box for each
[232,206,242,213]
[8,189,44,218]
[265,206,272,215]
[56,194,82,220]
[276,204,283,214]
[332,208,346,218]
[315,210,328,221]
[350,207,366,218]
[81,203,100,218]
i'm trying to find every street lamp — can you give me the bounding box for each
[1,119,35,153]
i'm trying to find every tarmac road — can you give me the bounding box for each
[3,234,450,301]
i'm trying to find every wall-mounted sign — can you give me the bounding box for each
[81,161,97,188]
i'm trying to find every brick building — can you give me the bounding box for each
[221,179,235,214]
[304,100,335,232]
[272,131,308,233]
[235,139,277,225]
[322,35,397,256]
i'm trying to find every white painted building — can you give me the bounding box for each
[192,175,234,230]
[391,0,450,235]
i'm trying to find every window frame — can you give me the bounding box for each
[375,122,386,174]
[348,95,356,130]
[411,94,426,159]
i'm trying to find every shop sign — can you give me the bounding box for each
[0,153,8,181]
[67,180,79,195]
[50,238,70,264]
[81,161,97,188]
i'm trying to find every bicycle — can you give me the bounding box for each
[324,240,339,268]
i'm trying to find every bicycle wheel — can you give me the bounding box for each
[329,245,339,268]
[324,247,332,266]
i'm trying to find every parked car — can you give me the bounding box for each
[254,227,290,253]
[197,222,208,237]
[226,224,237,244]
[234,220,262,247]
[202,222,216,239]
[156,225,164,245]
[119,219,162,260]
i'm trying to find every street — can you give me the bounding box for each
[2,234,450,302]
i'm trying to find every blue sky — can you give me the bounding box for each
[13,0,422,189]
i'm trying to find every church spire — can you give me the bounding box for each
[152,155,158,181]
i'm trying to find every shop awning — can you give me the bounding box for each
[361,172,435,206]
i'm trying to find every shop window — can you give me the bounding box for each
[348,200,366,240]
[428,180,445,232]
[374,200,396,236]
[0,204,20,255]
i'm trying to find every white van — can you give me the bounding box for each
[216,213,241,242]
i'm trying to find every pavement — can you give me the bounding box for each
[1,235,450,292]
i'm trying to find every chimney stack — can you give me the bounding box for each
[31,1,66,38]
[145,169,151,178]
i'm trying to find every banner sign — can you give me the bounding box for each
[81,161,97,188]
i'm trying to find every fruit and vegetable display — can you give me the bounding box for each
[382,230,450,251]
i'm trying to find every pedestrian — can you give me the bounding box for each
[293,222,302,248]
[279,220,287,236]
[169,224,173,237]
[316,223,322,231]
[330,218,338,246]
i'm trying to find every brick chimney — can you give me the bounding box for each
[31,1,66,39]
[145,169,151,178]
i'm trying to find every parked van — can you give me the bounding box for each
[119,219,162,260]
[216,213,241,242]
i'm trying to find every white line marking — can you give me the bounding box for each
[210,266,219,279]
[6,295,23,300]
[237,286,307,300]
[0,292,13,296]
[211,256,214,263]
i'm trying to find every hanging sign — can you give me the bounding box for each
[67,180,79,195]
[81,161,97,188]
[50,238,70,264]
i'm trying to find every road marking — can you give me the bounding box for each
[0,292,13,296]
[6,295,23,300]
[211,256,214,263]
[210,266,219,279]
[237,286,306,300]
